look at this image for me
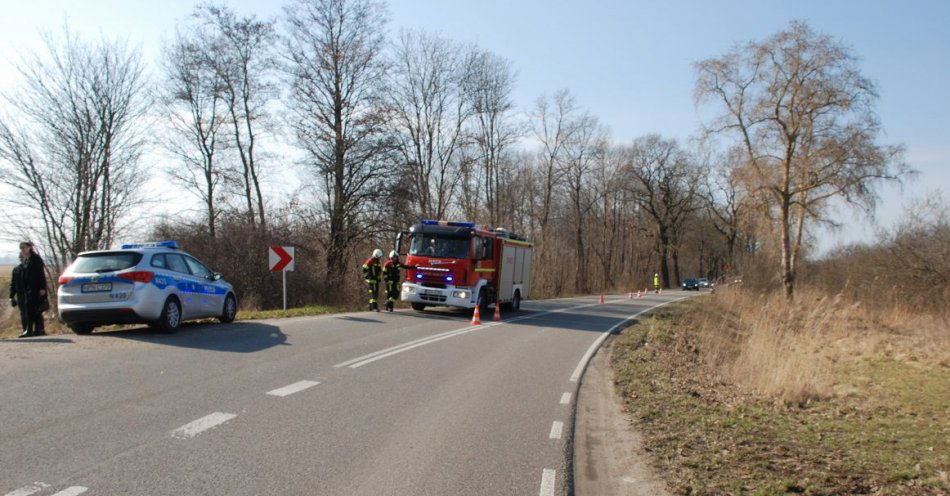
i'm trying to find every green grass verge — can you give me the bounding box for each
[610,302,949,495]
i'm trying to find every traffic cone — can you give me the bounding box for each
[471,304,482,325]
[636,290,641,298]
[599,293,605,304]
[493,303,502,322]
[659,287,663,295]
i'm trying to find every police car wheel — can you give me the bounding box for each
[155,297,181,334]
[220,294,237,323]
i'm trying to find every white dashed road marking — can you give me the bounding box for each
[549,421,563,440]
[51,488,87,496]
[4,482,50,496]
[171,412,237,439]
[266,380,320,397]
[539,468,556,496]
[559,392,571,404]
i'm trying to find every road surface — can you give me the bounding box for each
[1,291,689,496]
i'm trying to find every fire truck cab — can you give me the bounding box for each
[396,220,533,312]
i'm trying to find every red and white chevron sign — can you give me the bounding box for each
[268,246,295,272]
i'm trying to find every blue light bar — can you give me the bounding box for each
[421,219,476,228]
[416,273,424,279]
[121,240,179,250]
[446,275,454,282]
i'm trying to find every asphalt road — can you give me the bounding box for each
[0,291,690,496]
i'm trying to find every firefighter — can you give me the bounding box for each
[362,249,384,311]
[382,250,414,312]
[653,272,660,294]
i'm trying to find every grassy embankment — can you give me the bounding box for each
[611,287,949,495]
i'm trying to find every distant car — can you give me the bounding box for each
[57,241,237,335]
[698,277,710,288]
[682,278,700,291]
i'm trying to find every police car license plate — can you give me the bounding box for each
[82,283,113,293]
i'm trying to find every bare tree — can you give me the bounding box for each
[465,50,519,227]
[562,113,608,293]
[283,0,392,290]
[625,135,700,288]
[387,30,474,219]
[0,29,149,270]
[695,20,908,299]
[160,26,227,237]
[196,3,277,232]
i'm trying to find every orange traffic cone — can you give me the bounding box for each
[636,290,641,298]
[493,303,502,321]
[599,293,605,304]
[471,304,482,325]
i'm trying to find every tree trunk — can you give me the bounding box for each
[780,198,794,300]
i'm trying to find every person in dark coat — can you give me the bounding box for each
[9,241,49,338]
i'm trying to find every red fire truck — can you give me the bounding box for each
[395,220,533,312]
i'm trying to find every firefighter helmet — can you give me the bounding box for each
[389,250,398,258]
[372,249,383,259]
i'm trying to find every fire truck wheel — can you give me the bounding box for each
[411,303,427,312]
[512,290,521,311]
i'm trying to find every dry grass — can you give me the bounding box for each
[611,290,950,494]
[682,287,950,406]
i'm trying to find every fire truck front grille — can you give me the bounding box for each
[421,281,447,289]
[420,293,447,302]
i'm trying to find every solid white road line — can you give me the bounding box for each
[559,392,571,404]
[171,412,237,439]
[266,380,320,397]
[338,298,620,369]
[4,482,50,496]
[569,296,689,383]
[549,421,563,440]
[50,488,87,496]
[539,468,556,496]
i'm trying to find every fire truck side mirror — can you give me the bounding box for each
[394,232,404,255]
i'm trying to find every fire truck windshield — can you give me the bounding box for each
[409,234,470,259]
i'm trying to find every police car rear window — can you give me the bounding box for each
[72,252,143,273]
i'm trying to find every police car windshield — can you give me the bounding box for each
[72,252,143,274]
[409,234,470,259]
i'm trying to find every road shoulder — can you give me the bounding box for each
[573,337,669,496]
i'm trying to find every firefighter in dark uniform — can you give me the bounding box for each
[362,249,384,311]
[382,250,414,312]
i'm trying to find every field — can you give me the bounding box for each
[611,292,949,495]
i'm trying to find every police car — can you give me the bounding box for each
[57,241,237,334]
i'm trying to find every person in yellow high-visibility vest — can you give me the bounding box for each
[653,273,660,294]
[362,249,384,311]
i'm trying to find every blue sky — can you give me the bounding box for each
[1,0,947,255]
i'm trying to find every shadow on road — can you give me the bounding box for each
[1,337,75,344]
[335,315,384,324]
[94,321,287,353]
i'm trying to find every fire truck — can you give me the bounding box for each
[395,220,533,312]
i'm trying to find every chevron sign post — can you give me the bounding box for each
[269,246,295,310]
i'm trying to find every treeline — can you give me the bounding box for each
[0,1,908,309]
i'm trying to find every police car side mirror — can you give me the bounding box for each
[211,272,222,281]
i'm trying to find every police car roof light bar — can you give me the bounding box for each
[120,240,180,250]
